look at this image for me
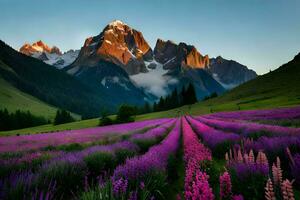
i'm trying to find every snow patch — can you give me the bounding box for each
[163,56,176,65]
[109,20,126,27]
[42,50,79,69]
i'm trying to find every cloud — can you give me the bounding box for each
[130,65,177,97]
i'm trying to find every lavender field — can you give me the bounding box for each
[1,107,300,200]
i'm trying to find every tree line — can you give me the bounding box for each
[99,83,198,126]
[0,108,76,131]
[139,83,198,114]
[0,109,48,131]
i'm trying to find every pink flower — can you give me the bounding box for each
[219,171,232,199]
[281,179,295,200]
[232,194,244,200]
[265,178,276,200]
[182,117,214,200]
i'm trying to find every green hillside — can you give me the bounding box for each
[0,77,59,120]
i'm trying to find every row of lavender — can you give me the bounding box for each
[186,113,300,199]
[0,118,172,152]
[208,106,300,121]
[0,118,176,199]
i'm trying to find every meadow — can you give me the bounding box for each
[0,106,300,199]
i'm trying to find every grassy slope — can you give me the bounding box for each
[0,77,59,120]
[1,53,300,136]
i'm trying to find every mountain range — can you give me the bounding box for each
[20,41,79,69]
[0,20,258,118]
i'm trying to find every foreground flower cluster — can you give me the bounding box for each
[113,119,181,181]
[0,106,300,199]
[182,117,213,200]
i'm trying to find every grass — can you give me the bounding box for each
[0,117,100,136]
[0,76,80,121]
[0,77,59,120]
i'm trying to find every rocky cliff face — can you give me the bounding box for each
[208,56,257,88]
[71,20,153,75]
[20,40,62,56]
[154,39,209,70]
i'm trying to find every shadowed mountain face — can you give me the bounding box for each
[208,56,257,89]
[154,39,210,70]
[209,52,300,105]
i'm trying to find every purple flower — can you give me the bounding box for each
[0,118,172,152]
[232,194,244,200]
[195,116,300,137]
[112,119,181,181]
[140,182,145,190]
[128,190,138,200]
[187,116,240,150]
[112,177,128,196]
[229,162,268,180]
[209,106,300,121]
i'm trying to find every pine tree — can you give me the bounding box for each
[158,97,165,111]
[171,88,179,108]
[143,102,151,113]
[186,83,197,104]
[180,86,187,106]
[54,109,74,125]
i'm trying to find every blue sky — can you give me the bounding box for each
[0,0,299,74]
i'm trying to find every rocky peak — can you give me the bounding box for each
[208,56,257,88]
[154,39,209,70]
[19,40,62,56]
[71,20,153,75]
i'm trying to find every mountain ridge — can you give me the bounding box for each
[15,20,258,106]
[0,40,112,118]
[19,40,79,69]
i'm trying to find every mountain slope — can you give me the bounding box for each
[215,53,300,103]
[0,75,59,120]
[68,60,154,106]
[0,40,111,118]
[208,56,257,88]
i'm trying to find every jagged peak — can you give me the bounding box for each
[19,40,62,56]
[108,20,127,27]
[156,38,176,44]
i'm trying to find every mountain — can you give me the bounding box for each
[65,21,153,106]
[19,40,79,69]
[197,52,300,111]
[207,56,257,89]
[154,39,210,70]
[0,40,111,118]
[144,39,225,99]
[14,20,257,109]
[0,74,59,120]
[67,21,224,100]
[20,40,62,56]
[70,20,153,75]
